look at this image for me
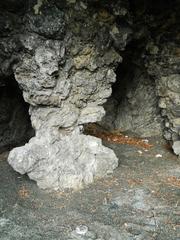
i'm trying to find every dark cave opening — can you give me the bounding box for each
[0,75,34,153]
[99,38,163,138]
[97,0,179,150]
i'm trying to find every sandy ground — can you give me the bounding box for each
[0,137,180,240]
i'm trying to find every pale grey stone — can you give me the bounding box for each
[8,126,118,190]
[172,141,180,156]
[6,0,127,190]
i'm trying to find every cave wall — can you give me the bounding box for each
[0,0,179,190]
[100,42,163,137]
[114,66,162,137]
[102,0,180,144]
[143,0,180,154]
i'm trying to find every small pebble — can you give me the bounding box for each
[142,139,149,143]
[155,154,162,158]
[103,197,108,205]
[76,225,88,235]
[137,150,143,154]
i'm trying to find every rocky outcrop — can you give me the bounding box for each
[0,0,179,191]
[6,0,132,190]
[101,0,180,153]
[144,5,180,154]
[114,68,162,137]
[147,45,180,154]
[100,52,163,137]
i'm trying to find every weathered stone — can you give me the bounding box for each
[8,125,118,190]
[146,42,180,155]
[172,141,180,156]
[5,0,131,190]
[101,62,162,137]
[0,0,179,191]
[25,5,66,39]
[114,70,162,137]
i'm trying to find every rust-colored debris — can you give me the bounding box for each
[84,123,153,149]
[18,186,30,199]
[127,178,143,187]
[166,176,180,188]
[164,143,172,151]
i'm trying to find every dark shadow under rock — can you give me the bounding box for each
[0,76,34,153]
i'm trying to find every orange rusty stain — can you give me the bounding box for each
[166,176,180,188]
[127,178,143,186]
[84,123,153,149]
[18,186,30,199]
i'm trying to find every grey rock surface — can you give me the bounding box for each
[0,0,179,192]
[100,53,163,137]
[8,125,118,190]
[172,141,180,156]
[114,68,162,137]
[145,10,180,155]
[5,0,132,190]
[101,0,180,155]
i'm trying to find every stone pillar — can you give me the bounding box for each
[8,1,130,189]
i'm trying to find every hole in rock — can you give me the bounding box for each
[84,40,163,149]
[84,0,179,155]
[104,41,163,132]
[0,75,35,153]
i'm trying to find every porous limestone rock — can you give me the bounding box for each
[101,65,162,137]
[101,0,180,155]
[172,141,180,156]
[145,32,180,155]
[5,0,132,190]
[8,125,118,190]
[114,69,162,137]
[1,0,179,191]
[100,42,163,137]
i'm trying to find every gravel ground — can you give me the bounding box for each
[0,137,180,240]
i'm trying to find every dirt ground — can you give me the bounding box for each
[0,137,180,240]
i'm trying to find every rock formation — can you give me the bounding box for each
[0,0,179,190]
[3,0,132,190]
[100,45,163,137]
[101,0,180,146]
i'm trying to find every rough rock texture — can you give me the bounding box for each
[144,2,180,154]
[100,53,162,137]
[0,0,179,191]
[114,69,162,137]
[0,77,34,153]
[6,0,132,190]
[146,43,180,151]
[101,0,180,153]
